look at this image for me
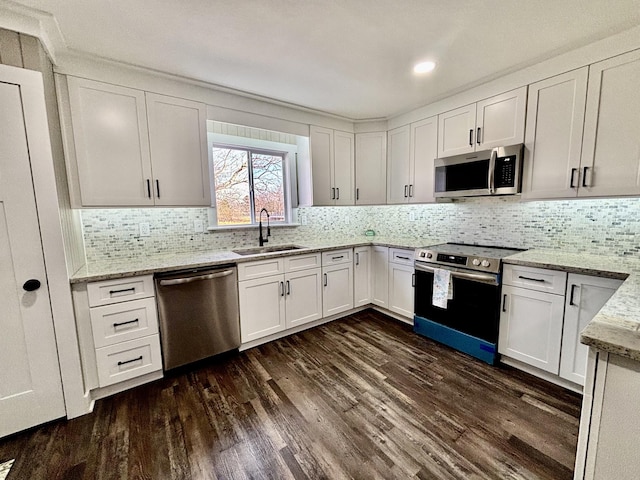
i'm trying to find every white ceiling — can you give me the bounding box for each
[9,0,640,120]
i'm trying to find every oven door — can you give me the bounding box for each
[413,263,502,363]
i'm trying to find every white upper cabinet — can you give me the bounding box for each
[438,87,527,158]
[145,93,211,206]
[355,132,386,205]
[579,50,640,197]
[387,117,437,204]
[387,125,411,204]
[310,126,354,206]
[67,77,154,206]
[65,78,210,207]
[522,68,589,199]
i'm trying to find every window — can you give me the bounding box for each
[211,145,287,226]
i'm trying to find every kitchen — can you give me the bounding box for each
[1,1,640,479]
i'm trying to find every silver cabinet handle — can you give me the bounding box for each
[159,269,234,286]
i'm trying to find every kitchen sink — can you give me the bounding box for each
[232,244,307,256]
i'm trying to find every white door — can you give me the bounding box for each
[322,264,354,317]
[333,130,355,205]
[498,285,565,374]
[409,116,438,203]
[388,263,415,319]
[0,80,65,437]
[310,126,334,206]
[438,103,476,157]
[285,268,323,328]
[523,68,588,199]
[354,247,372,307]
[580,50,640,197]
[355,132,386,205]
[238,275,286,343]
[145,93,211,206]
[560,274,623,385]
[475,87,527,150]
[386,125,411,204]
[371,246,389,307]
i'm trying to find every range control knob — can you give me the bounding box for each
[426,252,433,259]
[472,258,480,266]
[481,260,491,267]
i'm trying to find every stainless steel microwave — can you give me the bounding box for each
[434,144,524,198]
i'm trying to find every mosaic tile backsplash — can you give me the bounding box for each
[81,197,640,263]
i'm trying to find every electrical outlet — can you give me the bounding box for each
[194,219,204,233]
[139,222,151,237]
[409,212,416,222]
[344,216,350,225]
[300,214,307,225]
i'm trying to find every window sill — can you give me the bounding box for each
[207,223,301,232]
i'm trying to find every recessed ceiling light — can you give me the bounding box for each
[414,61,436,74]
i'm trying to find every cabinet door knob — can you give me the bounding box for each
[23,279,41,291]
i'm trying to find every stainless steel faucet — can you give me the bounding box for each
[258,208,271,246]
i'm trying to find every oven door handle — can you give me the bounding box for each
[414,263,499,286]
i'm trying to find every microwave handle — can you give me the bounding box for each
[488,148,497,194]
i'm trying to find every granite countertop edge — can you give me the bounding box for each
[503,249,640,362]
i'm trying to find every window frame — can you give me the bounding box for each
[208,133,296,228]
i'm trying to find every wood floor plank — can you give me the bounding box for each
[0,309,581,479]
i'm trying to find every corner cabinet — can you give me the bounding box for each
[64,77,211,207]
[387,116,437,204]
[310,126,354,206]
[438,87,527,158]
[355,132,386,205]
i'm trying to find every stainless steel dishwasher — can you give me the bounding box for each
[155,265,240,370]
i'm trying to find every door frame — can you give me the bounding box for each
[1,64,89,418]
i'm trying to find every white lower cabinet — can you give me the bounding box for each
[238,254,322,343]
[354,246,372,307]
[322,263,354,317]
[372,246,389,307]
[560,274,623,384]
[387,249,415,319]
[499,264,623,387]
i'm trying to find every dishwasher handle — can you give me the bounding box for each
[159,269,234,286]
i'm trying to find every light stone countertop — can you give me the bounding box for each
[504,249,640,361]
[69,236,432,284]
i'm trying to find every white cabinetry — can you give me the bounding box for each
[580,50,640,197]
[354,246,372,307]
[387,248,415,319]
[371,246,389,307]
[387,117,438,204]
[322,249,354,317]
[355,132,386,205]
[523,68,589,199]
[145,93,210,206]
[438,87,527,158]
[310,126,354,205]
[74,275,163,391]
[238,254,323,343]
[500,264,622,387]
[66,77,153,206]
[65,77,210,207]
[561,274,622,384]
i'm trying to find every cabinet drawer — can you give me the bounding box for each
[389,248,415,266]
[237,258,285,281]
[285,253,321,272]
[503,264,567,295]
[90,297,159,348]
[87,275,154,307]
[95,334,162,387]
[322,248,352,266]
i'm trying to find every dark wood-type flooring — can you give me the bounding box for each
[0,309,582,479]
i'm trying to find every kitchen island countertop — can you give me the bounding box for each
[504,249,640,362]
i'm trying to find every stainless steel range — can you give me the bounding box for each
[413,243,524,364]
